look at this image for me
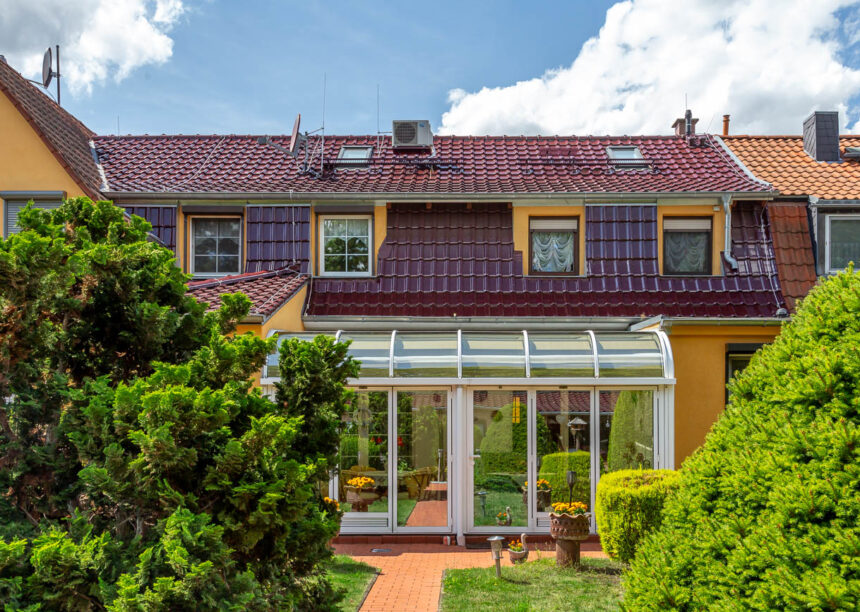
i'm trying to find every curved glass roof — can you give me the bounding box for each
[266,330,672,381]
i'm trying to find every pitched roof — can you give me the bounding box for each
[187,267,307,318]
[0,59,103,198]
[766,201,817,311]
[306,202,786,320]
[722,135,860,199]
[93,133,771,195]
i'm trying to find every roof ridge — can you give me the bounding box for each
[187,265,304,289]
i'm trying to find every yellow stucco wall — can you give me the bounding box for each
[0,90,87,235]
[512,205,587,275]
[668,323,781,462]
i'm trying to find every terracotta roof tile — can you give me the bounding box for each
[766,201,817,311]
[187,268,307,317]
[723,135,860,199]
[0,59,103,197]
[93,133,770,195]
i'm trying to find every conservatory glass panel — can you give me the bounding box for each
[528,333,594,377]
[393,333,458,378]
[267,334,320,378]
[461,333,526,378]
[340,333,391,377]
[599,390,654,474]
[595,333,663,378]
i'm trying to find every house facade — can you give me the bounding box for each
[1,58,814,542]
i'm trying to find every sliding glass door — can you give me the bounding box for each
[339,391,390,524]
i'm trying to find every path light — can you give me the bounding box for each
[487,536,505,579]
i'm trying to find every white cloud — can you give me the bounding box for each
[0,0,186,95]
[439,0,860,135]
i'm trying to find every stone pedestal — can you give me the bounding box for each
[549,513,590,568]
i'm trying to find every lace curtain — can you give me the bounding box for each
[532,231,575,272]
[665,231,708,274]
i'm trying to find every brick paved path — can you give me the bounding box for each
[334,541,606,612]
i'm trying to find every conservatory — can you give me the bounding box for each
[261,330,675,541]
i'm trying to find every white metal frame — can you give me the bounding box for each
[317,213,374,277]
[188,215,243,278]
[824,213,860,274]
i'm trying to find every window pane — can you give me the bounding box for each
[348,218,369,237]
[599,390,654,474]
[339,391,389,514]
[324,218,347,236]
[536,391,591,514]
[532,231,575,272]
[347,236,369,254]
[217,255,239,273]
[596,333,663,377]
[340,146,373,160]
[528,333,594,377]
[195,237,217,255]
[393,333,458,377]
[221,220,240,236]
[324,255,346,272]
[194,255,216,273]
[340,333,391,377]
[194,219,218,238]
[830,218,860,270]
[219,237,239,255]
[664,230,709,274]
[324,237,346,255]
[347,255,369,272]
[461,333,526,377]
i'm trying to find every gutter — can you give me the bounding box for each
[722,194,739,271]
[654,317,786,331]
[301,316,642,332]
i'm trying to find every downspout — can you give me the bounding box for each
[722,194,738,271]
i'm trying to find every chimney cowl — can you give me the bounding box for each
[722,114,730,136]
[803,111,840,162]
[672,111,698,137]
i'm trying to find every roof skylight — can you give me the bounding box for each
[337,146,373,163]
[607,146,644,160]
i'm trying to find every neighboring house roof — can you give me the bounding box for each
[722,135,860,199]
[766,202,817,311]
[93,133,771,195]
[187,267,307,318]
[306,202,786,320]
[0,59,103,198]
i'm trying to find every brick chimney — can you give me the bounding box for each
[803,111,840,162]
[672,110,698,137]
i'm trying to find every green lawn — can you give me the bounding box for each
[473,490,527,526]
[440,557,623,611]
[326,555,378,611]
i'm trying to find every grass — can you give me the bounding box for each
[473,490,528,526]
[440,557,624,612]
[326,555,378,611]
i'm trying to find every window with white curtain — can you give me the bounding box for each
[825,215,860,274]
[529,217,578,274]
[663,217,712,275]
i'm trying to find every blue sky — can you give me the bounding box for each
[5,0,860,136]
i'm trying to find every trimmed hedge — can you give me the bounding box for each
[538,451,590,505]
[479,404,553,473]
[595,469,679,563]
[624,269,860,610]
[606,391,654,471]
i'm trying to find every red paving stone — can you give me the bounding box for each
[404,500,447,527]
[334,540,607,612]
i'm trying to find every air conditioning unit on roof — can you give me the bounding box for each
[392,120,433,149]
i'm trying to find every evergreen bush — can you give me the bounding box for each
[595,469,679,563]
[537,451,590,505]
[624,269,860,610]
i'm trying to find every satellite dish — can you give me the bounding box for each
[42,48,53,88]
[289,114,302,155]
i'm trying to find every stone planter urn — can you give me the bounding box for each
[507,534,529,564]
[345,486,379,512]
[521,488,553,511]
[549,512,590,567]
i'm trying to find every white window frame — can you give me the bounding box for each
[606,146,644,160]
[337,146,374,161]
[824,214,860,274]
[318,214,374,277]
[189,215,243,278]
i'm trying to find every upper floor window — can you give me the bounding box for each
[663,217,712,275]
[319,215,372,276]
[3,194,62,237]
[191,217,241,277]
[825,214,860,274]
[529,217,578,274]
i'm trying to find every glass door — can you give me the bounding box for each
[394,390,450,531]
[339,390,390,526]
[470,390,529,529]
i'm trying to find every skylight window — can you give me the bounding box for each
[607,146,644,160]
[337,146,373,164]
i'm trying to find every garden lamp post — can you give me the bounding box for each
[566,470,576,504]
[487,536,505,579]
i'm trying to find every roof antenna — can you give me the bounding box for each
[376,84,381,153]
[321,72,326,175]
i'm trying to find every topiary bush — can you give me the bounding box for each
[478,404,553,474]
[538,451,590,505]
[624,269,860,610]
[606,391,654,471]
[595,469,679,563]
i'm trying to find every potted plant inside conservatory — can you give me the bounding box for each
[345,476,378,512]
[522,479,553,511]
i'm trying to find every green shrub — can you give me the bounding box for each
[538,451,590,505]
[474,473,520,493]
[624,269,860,611]
[606,391,654,471]
[595,469,679,563]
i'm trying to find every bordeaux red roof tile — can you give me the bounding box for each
[306,202,787,319]
[766,201,817,311]
[123,206,176,251]
[187,268,307,317]
[93,133,771,195]
[0,59,103,198]
[245,205,310,273]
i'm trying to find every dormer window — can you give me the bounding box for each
[337,146,373,166]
